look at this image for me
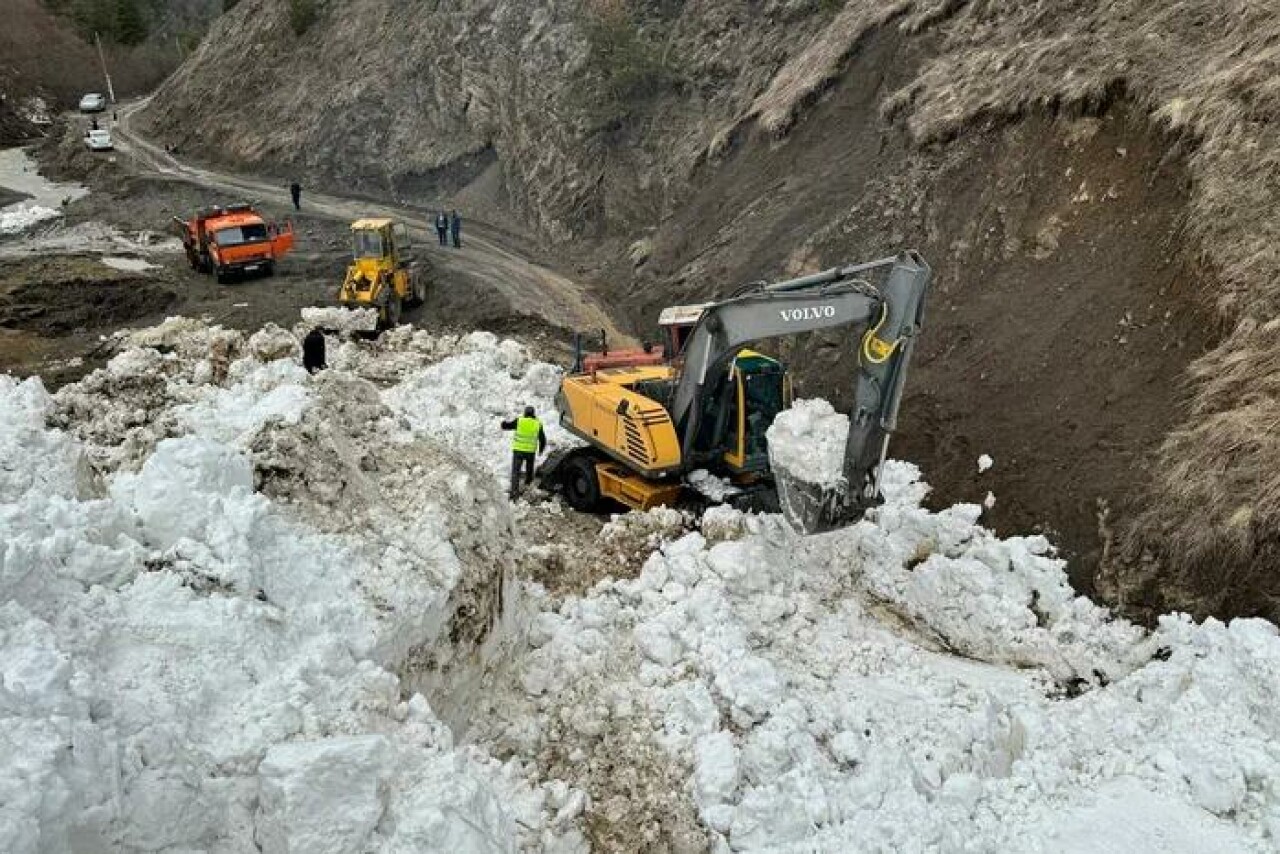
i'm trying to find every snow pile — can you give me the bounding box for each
[9,314,1280,853]
[0,202,61,235]
[765,398,848,487]
[1,326,588,853]
[300,305,378,334]
[100,256,157,272]
[687,468,742,501]
[0,222,181,260]
[385,331,569,481]
[18,97,52,126]
[491,464,1280,852]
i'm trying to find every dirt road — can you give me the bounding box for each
[112,98,631,346]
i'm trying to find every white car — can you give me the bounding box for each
[79,93,107,113]
[85,128,113,151]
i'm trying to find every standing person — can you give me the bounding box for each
[302,327,326,374]
[450,209,462,248]
[435,211,449,246]
[289,182,302,211]
[500,406,546,500]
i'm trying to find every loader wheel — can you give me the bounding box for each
[384,294,402,328]
[406,269,426,308]
[563,455,602,512]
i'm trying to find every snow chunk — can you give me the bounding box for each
[299,306,378,334]
[1043,780,1257,853]
[256,736,390,854]
[0,203,60,235]
[247,324,300,362]
[765,399,848,487]
[978,453,994,473]
[694,731,740,811]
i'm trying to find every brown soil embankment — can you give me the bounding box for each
[612,28,1219,594]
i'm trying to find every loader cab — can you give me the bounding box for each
[351,225,387,260]
[351,219,413,264]
[691,350,792,474]
[341,218,424,325]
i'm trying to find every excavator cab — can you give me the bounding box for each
[690,351,792,474]
[338,219,427,328]
[727,353,792,472]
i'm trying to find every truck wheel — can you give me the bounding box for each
[215,267,229,284]
[263,261,276,278]
[563,454,602,512]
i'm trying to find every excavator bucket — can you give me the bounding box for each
[773,468,877,534]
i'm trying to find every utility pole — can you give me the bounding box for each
[94,31,116,104]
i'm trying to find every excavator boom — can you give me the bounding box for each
[672,250,931,532]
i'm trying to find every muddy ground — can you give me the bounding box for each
[0,128,576,386]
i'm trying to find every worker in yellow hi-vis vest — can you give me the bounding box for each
[500,405,547,500]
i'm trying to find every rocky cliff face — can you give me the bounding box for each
[143,0,1280,622]
[142,0,892,235]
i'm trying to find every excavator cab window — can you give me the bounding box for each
[689,352,788,473]
[728,353,788,472]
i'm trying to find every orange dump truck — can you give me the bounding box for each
[174,204,295,283]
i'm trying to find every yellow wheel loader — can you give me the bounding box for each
[337,218,427,328]
[539,251,932,533]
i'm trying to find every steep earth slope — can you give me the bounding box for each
[141,0,1277,620]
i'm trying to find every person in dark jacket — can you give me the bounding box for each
[302,327,326,374]
[500,405,546,499]
[435,211,449,246]
[450,210,462,248]
[289,182,302,211]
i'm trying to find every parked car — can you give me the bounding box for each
[85,128,113,151]
[78,93,106,113]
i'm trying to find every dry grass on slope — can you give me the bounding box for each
[873,0,1280,619]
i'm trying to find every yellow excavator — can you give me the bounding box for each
[337,218,427,327]
[539,251,932,533]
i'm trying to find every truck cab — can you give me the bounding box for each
[175,204,294,283]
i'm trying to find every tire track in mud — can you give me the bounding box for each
[111,97,632,346]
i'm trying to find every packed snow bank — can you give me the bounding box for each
[100,255,156,272]
[300,305,378,334]
[385,330,569,481]
[0,147,86,212]
[9,315,1280,853]
[482,461,1280,852]
[1,324,588,853]
[0,202,60,235]
[0,222,181,260]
